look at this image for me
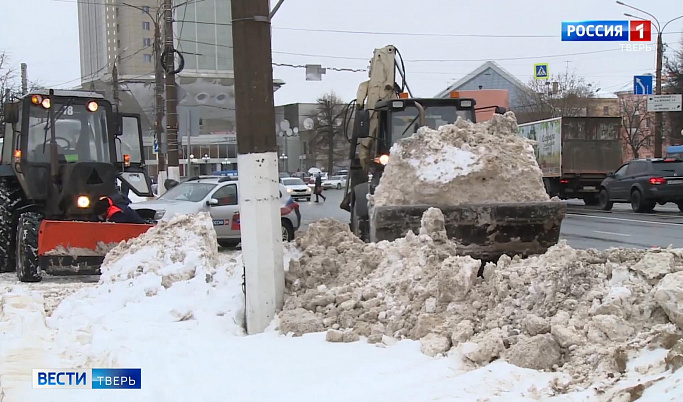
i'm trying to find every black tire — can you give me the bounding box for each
[678,202,683,212]
[630,189,653,213]
[583,195,600,206]
[351,199,369,242]
[0,179,23,272]
[336,183,341,190]
[281,219,295,242]
[218,239,240,248]
[16,212,42,283]
[599,188,613,211]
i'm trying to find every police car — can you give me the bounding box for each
[131,176,300,247]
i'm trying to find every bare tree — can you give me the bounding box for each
[665,37,683,144]
[0,51,16,101]
[620,96,653,159]
[311,92,349,173]
[515,70,597,123]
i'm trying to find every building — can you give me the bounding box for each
[275,103,352,174]
[76,0,285,177]
[435,61,531,111]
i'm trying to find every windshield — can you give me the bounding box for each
[282,178,306,186]
[26,101,111,163]
[391,105,474,143]
[159,182,217,202]
[653,161,683,176]
[117,115,143,163]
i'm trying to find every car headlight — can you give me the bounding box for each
[153,210,166,220]
[287,188,293,193]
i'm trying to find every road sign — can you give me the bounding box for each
[634,75,653,95]
[153,140,159,154]
[534,63,549,79]
[646,94,682,112]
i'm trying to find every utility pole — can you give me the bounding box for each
[154,20,167,190]
[232,0,284,334]
[20,63,27,96]
[112,63,119,112]
[654,31,664,157]
[163,0,180,182]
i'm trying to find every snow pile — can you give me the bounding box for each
[372,112,549,206]
[281,209,683,392]
[45,213,244,367]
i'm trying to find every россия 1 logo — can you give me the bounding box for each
[561,20,652,51]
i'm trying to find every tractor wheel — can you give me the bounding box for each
[0,179,23,272]
[16,212,42,283]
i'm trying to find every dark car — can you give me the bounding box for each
[599,158,683,212]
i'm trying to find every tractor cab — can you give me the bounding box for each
[0,89,155,282]
[372,97,478,159]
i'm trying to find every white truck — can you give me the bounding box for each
[518,116,623,205]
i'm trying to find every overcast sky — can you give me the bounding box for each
[1,0,681,106]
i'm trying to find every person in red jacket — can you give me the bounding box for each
[93,195,146,223]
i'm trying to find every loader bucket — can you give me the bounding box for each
[369,201,566,262]
[38,220,154,275]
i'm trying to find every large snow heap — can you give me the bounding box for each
[372,112,549,206]
[280,209,683,392]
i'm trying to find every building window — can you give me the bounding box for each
[143,38,152,47]
[144,54,152,63]
[117,40,121,47]
[603,106,609,116]
[143,21,150,30]
[117,24,120,31]
[142,6,150,14]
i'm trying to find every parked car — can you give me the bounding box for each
[599,158,683,212]
[323,175,346,190]
[130,176,300,247]
[280,177,312,201]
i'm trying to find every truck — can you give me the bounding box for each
[517,116,623,205]
[339,45,566,262]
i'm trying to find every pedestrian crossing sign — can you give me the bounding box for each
[534,63,549,79]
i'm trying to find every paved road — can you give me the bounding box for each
[296,192,683,250]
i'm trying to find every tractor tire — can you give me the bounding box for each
[16,212,42,283]
[281,219,295,242]
[0,179,23,272]
[218,239,241,248]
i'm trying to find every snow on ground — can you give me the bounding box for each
[2,212,683,401]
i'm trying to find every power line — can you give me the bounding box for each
[48,46,148,88]
[272,63,366,73]
[271,48,624,63]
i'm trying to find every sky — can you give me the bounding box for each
[0,0,681,106]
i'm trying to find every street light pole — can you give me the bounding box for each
[618,1,683,157]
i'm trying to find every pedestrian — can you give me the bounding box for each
[93,195,147,224]
[314,173,326,203]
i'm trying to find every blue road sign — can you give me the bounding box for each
[153,140,159,154]
[534,63,549,79]
[634,75,653,95]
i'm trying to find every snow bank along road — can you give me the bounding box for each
[3,212,683,401]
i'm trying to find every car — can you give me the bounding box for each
[130,176,301,247]
[599,158,683,213]
[322,175,347,190]
[280,177,313,201]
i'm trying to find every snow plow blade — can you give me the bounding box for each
[369,201,566,262]
[38,220,154,275]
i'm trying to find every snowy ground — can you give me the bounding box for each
[2,213,683,401]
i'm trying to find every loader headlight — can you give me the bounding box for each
[378,154,390,165]
[77,195,90,208]
[154,210,166,220]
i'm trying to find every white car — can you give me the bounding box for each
[323,175,346,190]
[130,177,300,247]
[280,177,312,201]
